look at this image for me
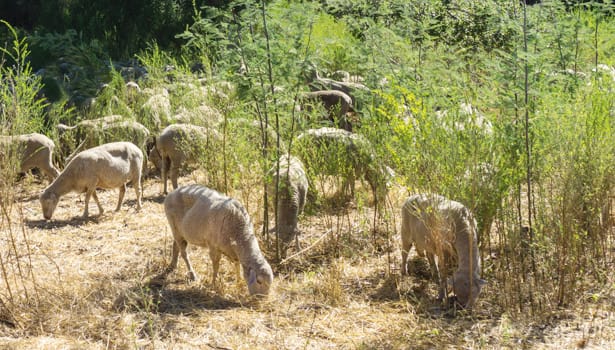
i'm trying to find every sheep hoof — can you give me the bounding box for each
[187,271,197,281]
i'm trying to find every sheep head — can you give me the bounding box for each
[244,262,273,296]
[451,271,486,308]
[40,191,59,220]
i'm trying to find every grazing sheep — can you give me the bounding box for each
[40,142,143,220]
[171,105,223,128]
[140,93,171,131]
[164,184,273,295]
[152,123,221,194]
[0,133,60,182]
[307,68,369,105]
[57,115,127,158]
[301,90,354,131]
[266,155,308,257]
[61,119,151,175]
[227,118,286,154]
[295,127,390,204]
[401,194,486,308]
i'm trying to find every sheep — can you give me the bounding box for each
[301,90,354,131]
[152,123,221,194]
[57,115,127,158]
[139,93,171,131]
[0,133,60,182]
[306,67,369,107]
[171,105,223,128]
[164,184,273,296]
[60,119,151,175]
[400,194,486,308]
[227,118,286,154]
[40,142,143,220]
[295,127,390,204]
[266,155,308,257]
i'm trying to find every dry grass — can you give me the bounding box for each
[1,173,614,349]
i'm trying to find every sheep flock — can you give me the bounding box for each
[3,73,497,308]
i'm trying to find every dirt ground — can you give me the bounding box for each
[0,173,614,349]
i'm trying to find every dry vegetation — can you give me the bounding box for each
[1,172,614,350]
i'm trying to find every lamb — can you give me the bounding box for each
[0,133,60,182]
[295,127,390,204]
[301,90,354,131]
[164,184,273,296]
[152,123,221,194]
[266,155,308,257]
[400,194,486,308]
[40,142,143,220]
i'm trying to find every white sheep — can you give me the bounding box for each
[139,93,171,131]
[401,194,486,308]
[164,184,274,296]
[152,123,221,194]
[60,119,151,176]
[0,133,60,182]
[266,155,308,257]
[40,142,143,220]
[295,127,390,204]
[57,115,127,158]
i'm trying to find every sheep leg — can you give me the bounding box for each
[161,156,169,194]
[178,240,197,281]
[426,253,446,301]
[170,164,180,190]
[400,237,413,276]
[209,249,222,289]
[133,177,142,210]
[234,262,242,290]
[115,184,126,211]
[83,190,92,219]
[167,240,180,272]
[92,191,104,217]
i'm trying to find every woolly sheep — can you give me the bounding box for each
[227,118,286,154]
[140,93,171,131]
[401,194,486,308]
[57,115,127,158]
[301,90,354,131]
[60,119,150,175]
[295,127,390,204]
[152,123,221,194]
[0,133,60,182]
[171,105,223,128]
[266,155,308,257]
[164,184,273,295]
[40,142,143,220]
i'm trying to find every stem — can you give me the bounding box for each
[522,0,537,311]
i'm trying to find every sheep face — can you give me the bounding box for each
[244,263,274,296]
[40,191,59,220]
[451,271,486,308]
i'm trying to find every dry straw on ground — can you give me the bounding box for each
[0,173,614,349]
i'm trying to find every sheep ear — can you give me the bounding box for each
[248,268,256,285]
[478,278,487,286]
